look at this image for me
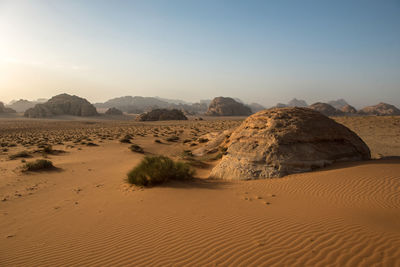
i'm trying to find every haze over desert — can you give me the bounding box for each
[1,0,400,266]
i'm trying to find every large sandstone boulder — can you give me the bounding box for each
[24,94,98,118]
[358,102,400,116]
[105,107,123,115]
[206,97,252,116]
[341,104,357,114]
[0,102,16,113]
[210,107,370,180]
[309,102,344,116]
[136,109,188,121]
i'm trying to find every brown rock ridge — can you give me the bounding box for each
[24,94,98,118]
[210,107,370,180]
[358,102,400,116]
[206,97,252,116]
[136,109,188,121]
[309,102,344,116]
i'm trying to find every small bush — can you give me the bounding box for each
[120,134,132,143]
[198,138,209,143]
[23,159,54,172]
[127,156,194,186]
[166,136,180,142]
[154,139,162,144]
[130,144,144,153]
[9,151,32,160]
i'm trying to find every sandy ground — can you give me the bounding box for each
[0,115,399,266]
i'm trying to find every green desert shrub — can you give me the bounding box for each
[127,156,194,186]
[23,159,54,172]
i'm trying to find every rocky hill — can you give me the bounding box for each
[105,107,123,115]
[358,102,400,116]
[205,97,252,116]
[309,102,344,116]
[7,99,47,113]
[328,99,349,109]
[0,102,16,113]
[24,94,98,118]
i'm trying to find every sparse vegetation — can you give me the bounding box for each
[23,159,54,172]
[120,134,132,143]
[127,156,194,186]
[9,151,32,160]
[129,144,144,153]
[166,136,180,142]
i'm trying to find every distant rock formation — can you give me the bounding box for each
[136,109,188,121]
[273,103,288,108]
[358,102,400,116]
[105,107,123,115]
[24,94,98,118]
[248,103,266,113]
[95,96,207,115]
[328,99,349,109]
[272,98,307,108]
[287,98,308,107]
[7,99,47,113]
[0,102,16,113]
[210,107,370,180]
[205,97,252,116]
[341,104,357,114]
[309,102,344,116]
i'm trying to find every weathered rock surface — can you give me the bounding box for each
[205,97,252,116]
[309,102,344,116]
[0,102,16,113]
[136,109,188,121]
[358,102,400,116]
[24,94,98,118]
[341,104,357,114]
[105,107,123,115]
[210,107,370,180]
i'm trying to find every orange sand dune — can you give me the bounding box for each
[1,139,400,266]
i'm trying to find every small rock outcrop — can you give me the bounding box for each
[205,97,252,116]
[210,107,370,180]
[24,94,98,118]
[105,107,123,115]
[341,104,357,114]
[136,109,188,121]
[0,102,16,113]
[309,102,344,116]
[358,102,400,116]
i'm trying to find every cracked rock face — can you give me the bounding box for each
[210,107,370,180]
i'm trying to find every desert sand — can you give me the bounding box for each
[1,115,400,266]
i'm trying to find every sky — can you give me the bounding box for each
[0,0,399,108]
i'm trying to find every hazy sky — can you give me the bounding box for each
[0,0,399,107]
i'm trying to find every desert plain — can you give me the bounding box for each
[0,115,400,266]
